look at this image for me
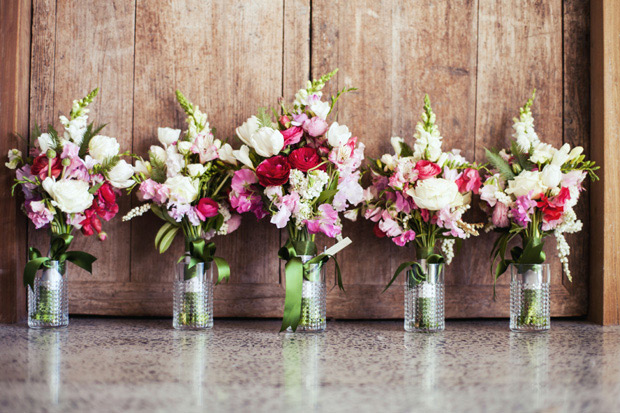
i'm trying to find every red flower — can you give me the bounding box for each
[456,168,482,194]
[281,126,303,147]
[373,222,386,238]
[81,209,103,238]
[553,186,571,207]
[31,155,62,180]
[415,160,441,180]
[537,196,564,222]
[93,183,119,221]
[256,156,291,187]
[288,147,323,172]
[195,198,219,220]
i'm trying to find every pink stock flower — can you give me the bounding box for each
[511,193,537,228]
[492,202,510,228]
[302,117,329,137]
[138,179,169,204]
[393,230,416,247]
[456,168,482,194]
[305,204,342,238]
[378,217,403,237]
[281,126,304,147]
[26,200,54,229]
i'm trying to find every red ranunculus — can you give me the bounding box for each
[31,155,63,180]
[456,168,482,194]
[373,222,386,238]
[281,126,303,147]
[288,147,323,172]
[195,197,219,220]
[414,160,441,180]
[256,156,291,187]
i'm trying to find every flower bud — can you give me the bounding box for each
[61,158,72,167]
[511,163,522,174]
[46,149,57,159]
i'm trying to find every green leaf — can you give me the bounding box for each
[485,148,515,180]
[518,238,546,264]
[155,223,179,254]
[510,141,534,172]
[316,189,338,205]
[398,141,413,157]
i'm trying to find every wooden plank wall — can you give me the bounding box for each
[16,0,591,319]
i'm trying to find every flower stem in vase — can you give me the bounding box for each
[300,260,325,329]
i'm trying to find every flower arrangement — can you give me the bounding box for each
[362,95,483,331]
[229,69,364,332]
[482,91,599,282]
[7,88,134,325]
[123,91,239,327]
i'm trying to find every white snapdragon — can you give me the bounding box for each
[413,125,442,162]
[512,109,539,152]
[530,142,556,164]
[60,114,88,145]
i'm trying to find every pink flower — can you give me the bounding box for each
[302,117,329,137]
[191,132,219,163]
[393,230,416,247]
[168,202,191,222]
[511,193,537,228]
[305,204,342,238]
[16,165,37,200]
[227,214,242,234]
[364,207,383,222]
[333,171,363,211]
[394,192,412,214]
[231,169,259,193]
[420,209,430,222]
[26,200,54,229]
[492,202,510,228]
[415,160,441,180]
[291,112,309,126]
[553,186,571,207]
[562,170,586,189]
[436,208,466,238]
[281,126,304,147]
[61,142,79,159]
[378,218,403,237]
[195,198,219,220]
[279,115,291,127]
[138,179,169,204]
[270,192,300,229]
[456,168,482,194]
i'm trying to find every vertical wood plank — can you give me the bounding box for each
[0,0,31,322]
[589,0,620,324]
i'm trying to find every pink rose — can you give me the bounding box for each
[302,117,329,137]
[195,198,219,221]
[414,160,441,180]
[281,126,304,147]
[456,168,482,194]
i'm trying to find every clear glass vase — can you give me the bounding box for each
[297,255,326,333]
[404,260,444,332]
[28,261,68,329]
[510,263,550,332]
[173,261,213,330]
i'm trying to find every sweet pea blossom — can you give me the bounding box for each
[511,193,537,227]
[305,204,341,238]
[25,200,55,229]
[393,230,416,247]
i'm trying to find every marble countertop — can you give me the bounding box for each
[1,318,619,413]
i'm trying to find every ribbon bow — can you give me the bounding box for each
[383,253,445,293]
[278,240,344,332]
[178,239,230,285]
[24,234,97,290]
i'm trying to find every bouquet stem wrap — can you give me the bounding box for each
[180,239,230,284]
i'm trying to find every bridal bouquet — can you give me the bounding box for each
[229,69,364,332]
[481,91,598,330]
[7,88,135,327]
[363,95,482,331]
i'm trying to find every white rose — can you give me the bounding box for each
[107,160,135,188]
[149,145,167,163]
[250,127,284,157]
[310,100,331,120]
[218,143,237,165]
[37,133,56,153]
[42,178,93,213]
[157,127,181,147]
[505,170,547,199]
[236,116,260,146]
[233,145,253,168]
[407,178,462,211]
[390,137,404,156]
[186,163,206,177]
[177,141,192,155]
[89,135,120,162]
[541,164,562,188]
[326,122,351,148]
[133,159,151,178]
[165,175,199,203]
[5,149,22,169]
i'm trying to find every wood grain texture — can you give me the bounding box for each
[0,0,30,323]
[589,0,620,325]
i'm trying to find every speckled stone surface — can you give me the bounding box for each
[1,318,620,413]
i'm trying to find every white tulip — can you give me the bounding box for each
[149,145,167,163]
[250,127,284,157]
[236,116,260,146]
[165,175,199,203]
[186,163,206,177]
[218,143,237,165]
[326,122,351,148]
[89,135,120,162]
[107,159,135,188]
[407,178,462,211]
[157,127,181,147]
[568,146,583,162]
[390,137,404,156]
[541,164,562,188]
[310,100,331,120]
[37,133,56,153]
[233,145,254,168]
[42,178,94,213]
[505,170,547,199]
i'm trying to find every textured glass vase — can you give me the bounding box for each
[297,255,326,333]
[404,260,444,332]
[28,261,68,329]
[173,261,213,330]
[510,263,550,332]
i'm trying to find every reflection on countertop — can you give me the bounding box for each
[1,318,620,412]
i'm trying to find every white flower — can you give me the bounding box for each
[344,209,359,222]
[42,178,93,213]
[551,143,571,166]
[164,175,199,203]
[310,100,331,120]
[157,127,181,147]
[186,163,206,177]
[381,154,397,170]
[233,145,253,168]
[264,185,283,201]
[165,146,185,178]
[107,159,135,188]
[177,141,192,155]
[413,126,442,162]
[89,135,120,162]
[149,145,167,163]
[134,159,151,178]
[5,149,22,169]
[390,137,404,156]
[568,146,583,162]
[249,127,284,157]
[236,116,260,146]
[512,110,539,152]
[407,178,463,211]
[505,170,547,198]
[541,164,562,188]
[37,133,56,153]
[218,143,237,165]
[529,142,556,164]
[326,122,351,147]
[60,115,88,145]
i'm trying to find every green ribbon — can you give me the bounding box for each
[178,239,230,285]
[492,237,546,298]
[383,253,445,293]
[278,240,344,332]
[24,234,97,291]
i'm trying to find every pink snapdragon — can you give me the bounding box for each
[393,230,416,247]
[25,200,54,229]
[511,193,537,227]
[305,204,342,238]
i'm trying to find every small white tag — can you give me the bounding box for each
[322,237,352,257]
